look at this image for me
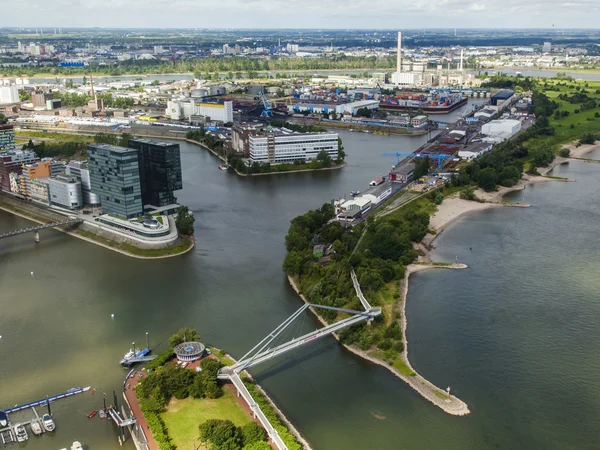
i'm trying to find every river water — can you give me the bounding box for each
[1,130,598,449]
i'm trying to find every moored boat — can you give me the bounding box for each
[30,421,42,435]
[87,410,97,419]
[15,424,28,442]
[0,411,7,427]
[218,164,229,171]
[71,440,83,450]
[98,409,107,419]
[42,414,55,432]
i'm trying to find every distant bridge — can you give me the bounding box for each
[0,218,82,242]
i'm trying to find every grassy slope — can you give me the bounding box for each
[161,391,251,450]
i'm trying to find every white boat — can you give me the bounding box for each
[15,424,28,442]
[42,414,55,432]
[71,440,83,450]
[0,410,7,427]
[30,420,43,435]
[218,164,229,171]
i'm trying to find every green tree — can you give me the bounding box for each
[168,327,200,348]
[315,150,332,168]
[413,156,430,179]
[477,168,498,192]
[337,137,345,162]
[243,441,272,450]
[241,422,266,446]
[498,166,521,187]
[175,206,195,236]
[559,148,571,157]
[0,113,7,124]
[199,419,242,449]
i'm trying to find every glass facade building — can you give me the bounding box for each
[87,144,143,219]
[127,138,182,207]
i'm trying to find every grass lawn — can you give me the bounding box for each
[15,130,96,142]
[161,390,252,450]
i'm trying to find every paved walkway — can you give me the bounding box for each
[123,371,160,450]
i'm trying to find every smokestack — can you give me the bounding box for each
[397,31,402,73]
[460,49,464,71]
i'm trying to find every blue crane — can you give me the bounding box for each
[259,91,273,117]
[382,152,455,169]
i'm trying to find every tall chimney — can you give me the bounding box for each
[460,49,464,71]
[397,31,402,73]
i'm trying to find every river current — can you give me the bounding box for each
[0,128,598,450]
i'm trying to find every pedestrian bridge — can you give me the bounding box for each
[0,218,82,241]
[218,271,380,450]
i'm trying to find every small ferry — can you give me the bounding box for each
[15,424,28,442]
[42,414,55,432]
[30,421,42,435]
[120,347,151,365]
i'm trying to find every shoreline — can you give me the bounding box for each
[0,203,195,260]
[287,275,471,416]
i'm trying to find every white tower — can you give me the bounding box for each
[396,31,402,73]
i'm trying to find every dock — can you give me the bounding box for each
[119,333,157,367]
[3,386,91,414]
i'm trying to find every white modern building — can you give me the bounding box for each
[48,175,83,210]
[249,128,339,165]
[165,100,233,123]
[65,160,100,206]
[0,85,19,104]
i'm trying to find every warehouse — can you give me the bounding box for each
[389,162,415,183]
[290,99,379,116]
[360,183,392,205]
[481,119,521,137]
[165,99,233,123]
[491,89,515,106]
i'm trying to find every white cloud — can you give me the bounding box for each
[1,0,598,28]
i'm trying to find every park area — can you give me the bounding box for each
[160,390,252,450]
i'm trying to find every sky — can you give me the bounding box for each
[1,0,599,29]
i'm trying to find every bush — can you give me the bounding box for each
[241,422,267,446]
[460,187,476,201]
[559,148,571,158]
[477,167,498,192]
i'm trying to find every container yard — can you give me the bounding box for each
[379,91,468,114]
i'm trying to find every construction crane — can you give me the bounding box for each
[258,91,273,117]
[382,152,455,169]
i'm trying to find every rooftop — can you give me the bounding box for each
[128,137,176,147]
[88,143,137,154]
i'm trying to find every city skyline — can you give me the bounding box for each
[2,0,599,29]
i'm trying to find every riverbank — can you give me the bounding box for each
[287,275,470,416]
[0,194,194,259]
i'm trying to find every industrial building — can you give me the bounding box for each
[0,86,19,104]
[361,183,392,205]
[458,142,492,160]
[166,99,233,123]
[290,99,379,116]
[491,90,515,106]
[388,162,415,183]
[0,124,16,152]
[128,138,182,207]
[65,160,100,206]
[337,197,372,222]
[481,119,522,141]
[87,144,143,219]
[248,128,339,165]
[48,175,83,209]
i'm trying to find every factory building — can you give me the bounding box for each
[491,90,515,106]
[48,175,83,209]
[481,119,522,143]
[388,162,415,183]
[65,160,100,206]
[249,128,339,165]
[166,99,233,123]
[290,99,379,116]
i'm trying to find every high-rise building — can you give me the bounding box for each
[0,86,19,104]
[20,162,51,204]
[87,144,143,219]
[0,124,16,152]
[65,160,100,206]
[543,42,552,53]
[127,138,182,207]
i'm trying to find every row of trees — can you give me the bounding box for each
[1,56,397,78]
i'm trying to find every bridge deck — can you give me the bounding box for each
[0,218,82,239]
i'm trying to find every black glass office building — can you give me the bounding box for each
[128,138,183,207]
[87,144,143,219]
